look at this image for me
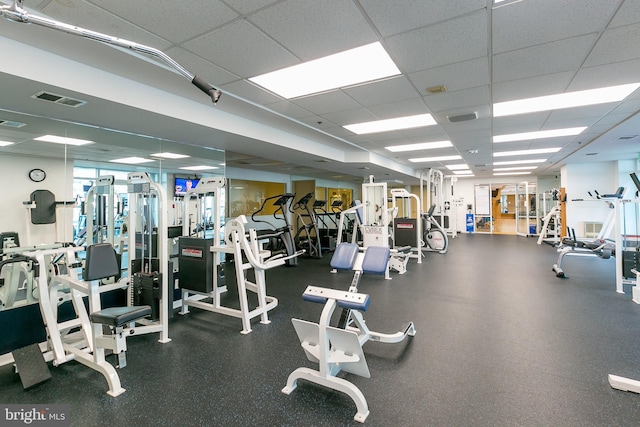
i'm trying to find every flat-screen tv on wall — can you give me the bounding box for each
[174,177,200,197]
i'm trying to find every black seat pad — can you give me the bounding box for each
[90,306,151,328]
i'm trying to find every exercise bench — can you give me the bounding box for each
[283,242,415,422]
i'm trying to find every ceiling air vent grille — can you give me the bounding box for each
[31,91,87,108]
[0,120,26,128]
[447,112,478,123]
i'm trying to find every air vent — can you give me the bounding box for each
[0,120,26,128]
[32,91,87,108]
[447,112,478,123]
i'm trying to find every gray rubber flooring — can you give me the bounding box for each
[2,234,640,426]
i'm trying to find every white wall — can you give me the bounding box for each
[0,154,74,245]
[562,162,618,239]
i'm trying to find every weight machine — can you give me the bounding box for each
[125,172,171,343]
[180,214,298,334]
[335,176,412,277]
[389,188,423,262]
[178,178,300,334]
[21,243,151,396]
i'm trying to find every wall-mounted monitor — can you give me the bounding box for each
[174,177,200,197]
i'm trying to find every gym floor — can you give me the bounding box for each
[2,234,640,426]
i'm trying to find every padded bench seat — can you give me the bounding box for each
[90,306,151,328]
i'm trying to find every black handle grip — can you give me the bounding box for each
[192,75,222,104]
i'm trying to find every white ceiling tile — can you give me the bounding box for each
[249,0,376,60]
[89,0,239,44]
[492,0,619,53]
[386,11,487,73]
[223,0,282,15]
[609,0,640,28]
[546,104,622,122]
[291,91,362,116]
[343,76,419,107]
[164,47,239,86]
[408,57,489,95]
[493,34,598,83]
[183,20,299,77]
[583,23,640,67]
[491,72,574,102]
[359,0,486,37]
[366,98,432,119]
[572,58,640,90]
[42,0,172,49]
[424,86,489,114]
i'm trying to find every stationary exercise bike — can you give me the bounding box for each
[422,204,448,253]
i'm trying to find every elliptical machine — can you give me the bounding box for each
[251,193,299,266]
[291,192,322,258]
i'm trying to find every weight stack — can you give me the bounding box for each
[132,271,162,321]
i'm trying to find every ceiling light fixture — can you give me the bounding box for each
[493,166,537,171]
[493,127,587,143]
[180,165,219,171]
[35,134,95,146]
[493,83,640,117]
[0,140,15,147]
[493,159,547,165]
[344,113,437,135]
[445,163,470,170]
[408,155,462,163]
[494,171,532,176]
[109,157,154,164]
[385,140,452,152]
[150,152,190,159]
[452,170,473,175]
[493,147,561,157]
[249,42,400,99]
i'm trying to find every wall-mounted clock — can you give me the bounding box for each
[28,168,46,182]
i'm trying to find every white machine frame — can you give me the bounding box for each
[389,188,423,263]
[126,172,171,344]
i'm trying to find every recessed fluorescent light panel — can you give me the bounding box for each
[453,170,473,175]
[345,113,437,135]
[0,140,14,147]
[35,134,94,146]
[493,83,640,117]
[493,127,587,143]
[493,166,537,171]
[110,157,154,165]
[249,42,400,99]
[446,163,469,170]
[494,172,532,176]
[493,159,547,166]
[180,165,219,171]
[409,155,462,163]
[385,140,452,152]
[493,147,561,157]
[150,152,190,159]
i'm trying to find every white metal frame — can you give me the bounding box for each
[126,172,171,344]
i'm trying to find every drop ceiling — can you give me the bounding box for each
[0,0,639,184]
